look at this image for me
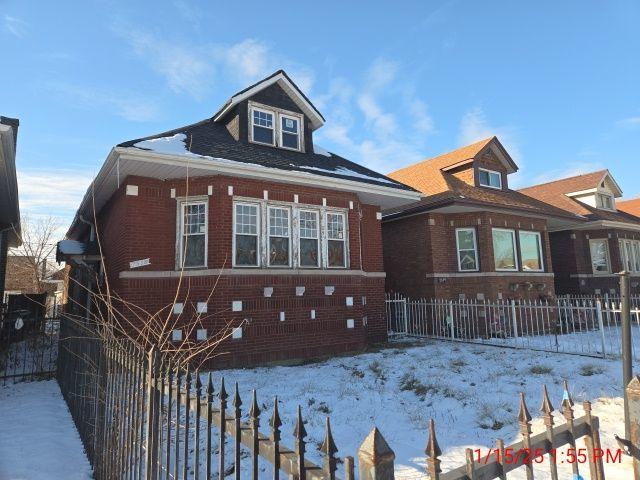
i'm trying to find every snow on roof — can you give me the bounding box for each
[312,144,332,157]
[133,133,199,157]
[57,240,86,255]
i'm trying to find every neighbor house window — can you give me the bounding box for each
[619,239,640,273]
[455,228,478,272]
[234,203,260,266]
[251,107,275,145]
[478,168,502,189]
[492,228,517,271]
[178,200,207,268]
[519,231,544,271]
[268,206,290,266]
[596,193,615,210]
[589,239,610,274]
[280,114,300,150]
[299,210,320,267]
[326,212,347,268]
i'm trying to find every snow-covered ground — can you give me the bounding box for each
[207,338,631,479]
[0,380,92,480]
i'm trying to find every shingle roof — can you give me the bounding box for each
[383,137,579,220]
[519,171,640,223]
[118,120,414,192]
[618,197,640,217]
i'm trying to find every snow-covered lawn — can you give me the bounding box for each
[0,380,92,480]
[208,338,631,479]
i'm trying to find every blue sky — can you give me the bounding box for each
[2,0,639,229]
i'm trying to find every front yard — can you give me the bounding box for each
[209,338,631,479]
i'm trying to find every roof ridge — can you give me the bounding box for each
[518,169,609,191]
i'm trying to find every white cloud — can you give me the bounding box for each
[47,83,160,122]
[616,116,640,128]
[17,169,94,228]
[3,15,27,38]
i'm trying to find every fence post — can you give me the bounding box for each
[402,297,408,334]
[448,301,455,340]
[620,271,633,439]
[596,300,607,359]
[357,427,395,480]
[144,347,159,480]
[510,300,519,342]
[627,376,640,480]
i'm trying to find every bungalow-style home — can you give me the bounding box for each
[0,116,21,311]
[520,170,640,295]
[381,137,584,301]
[618,197,640,217]
[58,70,421,367]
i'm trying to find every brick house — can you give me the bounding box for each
[58,70,421,367]
[381,137,584,301]
[520,170,640,295]
[0,116,21,310]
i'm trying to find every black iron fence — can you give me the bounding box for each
[0,314,59,385]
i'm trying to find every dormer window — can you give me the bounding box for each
[249,102,303,152]
[596,193,615,210]
[478,168,502,189]
[251,107,275,145]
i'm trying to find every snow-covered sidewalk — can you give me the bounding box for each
[0,380,92,480]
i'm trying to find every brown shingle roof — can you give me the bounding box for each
[384,137,580,221]
[618,197,640,217]
[519,171,640,224]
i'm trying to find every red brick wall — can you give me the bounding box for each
[382,210,555,301]
[89,174,386,367]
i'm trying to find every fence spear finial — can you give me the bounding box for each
[232,381,242,409]
[195,370,202,396]
[540,384,554,415]
[206,372,214,398]
[249,389,260,423]
[320,417,338,479]
[269,396,282,441]
[293,405,307,441]
[425,418,442,479]
[561,379,574,412]
[518,392,532,424]
[219,376,228,404]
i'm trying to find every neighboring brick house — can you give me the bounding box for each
[58,70,421,367]
[520,170,640,295]
[3,255,64,316]
[0,116,21,310]
[381,137,584,301]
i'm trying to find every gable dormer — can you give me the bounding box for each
[440,136,517,191]
[565,170,623,211]
[212,70,324,154]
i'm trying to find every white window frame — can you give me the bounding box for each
[518,230,544,272]
[455,228,479,272]
[619,239,640,273]
[249,106,275,146]
[589,238,611,275]
[279,112,302,152]
[478,168,503,189]
[325,211,348,269]
[233,201,261,267]
[298,209,321,268]
[492,228,518,271]
[267,205,292,267]
[596,193,615,211]
[176,198,208,269]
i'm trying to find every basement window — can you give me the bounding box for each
[478,168,502,189]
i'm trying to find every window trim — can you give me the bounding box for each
[589,238,611,275]
[455,227,479,272]
[267,205,292,268]
[596,192,615,211]
[249,106,275,146]
[325,211,348,269]
[492,228,518,272]
[478,168,503,190]
[232,201,261,268]
[298,208,321,268]
[518,230,544,272]
[619,238,640,273]
[279,112,302,152]
[176,198,208,269]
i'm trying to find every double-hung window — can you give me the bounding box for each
[268,206,291,266]
[478,168,502,189]
[178,200,207,268]
[280,114,300,150]
[619,239,640,273]
[326,212,347,268]
[589,239,611,274]
[596,193,615,210]
[492,228,518,271]
[251,107,275,146]
[518,231,544,271]
[234,203,260,266]
[455,228,478,272]
[299,210,320,267]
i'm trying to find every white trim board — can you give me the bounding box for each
[120,268,386,279]
[425,272,554,278]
